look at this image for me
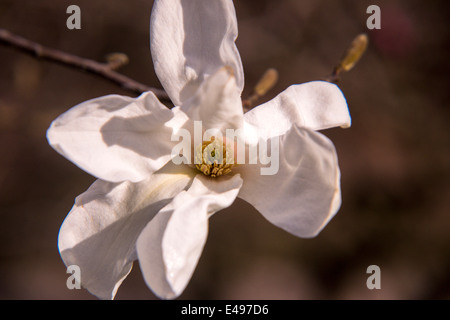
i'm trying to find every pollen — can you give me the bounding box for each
[195,137,236,178]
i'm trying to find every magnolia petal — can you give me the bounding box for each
[150,0,244,106]
[137,173,243,299]
[244,81,350,141]
[181,67,244,132]
[237,125,341,238]
[47,92,188,183]
[58,162,195,300]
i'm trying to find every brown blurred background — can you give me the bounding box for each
[0,0,449,299]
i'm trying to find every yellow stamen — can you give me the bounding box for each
[195,137,236,178]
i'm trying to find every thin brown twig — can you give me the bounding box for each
[0,28,170,100]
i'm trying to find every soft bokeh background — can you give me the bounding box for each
[0,0,449,299]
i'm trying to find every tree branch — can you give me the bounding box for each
[0,28,170,100]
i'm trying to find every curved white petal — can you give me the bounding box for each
[137,173,243,299]
[47,92,188,183]
[58,162,195,300]
[181,66,243,132]
[150,0,244,106]
[244,81,350,141]
[237,125,341,238]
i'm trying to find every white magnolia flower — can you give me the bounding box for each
[47,0,351,299]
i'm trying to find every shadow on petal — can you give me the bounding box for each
[59,197,173,300]
[180,0,233,101]
[59,161,196,299]
[100,114,175,159]
[237,125,340,238]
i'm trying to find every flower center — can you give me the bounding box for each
[195,137,236,178]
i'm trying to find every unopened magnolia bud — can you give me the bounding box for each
[337,34,368,73]
[254,68,278,97]
[105,52,129,70]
